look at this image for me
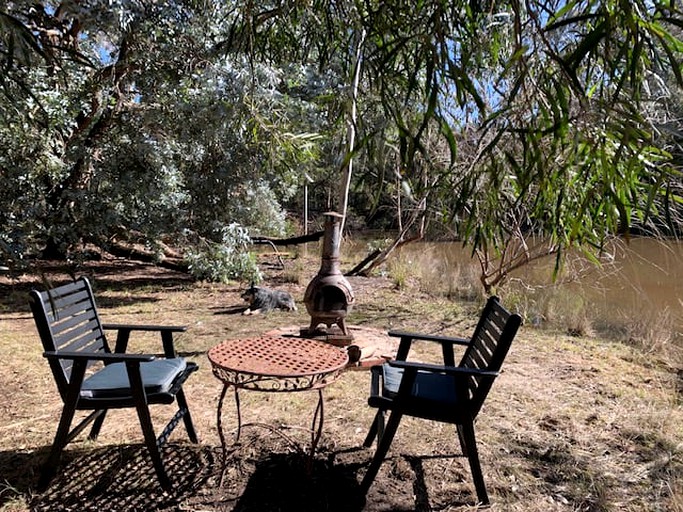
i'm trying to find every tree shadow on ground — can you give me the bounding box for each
[201,440,430,512]
[0,260,196,314]
[0,447,44,506]
[228,450,367,512]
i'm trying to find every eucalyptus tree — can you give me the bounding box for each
[0,2,329,279]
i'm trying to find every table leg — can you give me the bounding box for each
[217,384,244,486]
[219,384,327,475]
[233,386,242,443]
[308,388,324,470]
[217,383,229,486]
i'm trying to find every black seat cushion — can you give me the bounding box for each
[382,364,459,405]
[80,358,187,398]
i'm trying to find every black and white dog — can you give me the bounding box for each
[240,283,297,315]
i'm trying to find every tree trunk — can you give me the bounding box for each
[40,238,69,260]
[41,30,133,259]
[338,29,366,233]
[105,240,189,272]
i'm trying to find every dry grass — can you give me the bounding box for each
[0,257,681,511]
[386,248,484,302]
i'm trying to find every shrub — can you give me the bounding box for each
[184,224,262,284]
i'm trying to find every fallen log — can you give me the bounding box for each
[105,241,189,272]
[251,231,324,246]
[346,248,381,276]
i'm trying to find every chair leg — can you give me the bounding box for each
[363,410,384,447]
[127,363,172,491]
[460,420,489,505]
[88,410,108,440]
[360,411,403,494]
[456,424,468,457]
[39,402,78,491]
[176,388,198,443]
[377,410,386,445]
[134,397,172,490]
[364,366,383,449]
[39,361,88,491]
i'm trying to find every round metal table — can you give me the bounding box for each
[208,335,349,477]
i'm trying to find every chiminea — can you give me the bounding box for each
[303,212,355,338]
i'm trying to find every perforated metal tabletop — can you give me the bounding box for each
[208,335,349,391]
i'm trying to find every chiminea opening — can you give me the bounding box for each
[312,285,347,312]
[303,212,355,341]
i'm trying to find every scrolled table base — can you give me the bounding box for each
[216,383,326,485]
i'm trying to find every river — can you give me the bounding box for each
[371,237,683,346]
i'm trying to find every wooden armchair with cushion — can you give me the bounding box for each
[29,276,198,491]
[361,296,522,505]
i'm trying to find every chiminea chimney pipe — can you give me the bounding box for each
[319,212,343,276]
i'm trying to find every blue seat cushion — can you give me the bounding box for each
[382,364,459,404]
[80,358,187,398]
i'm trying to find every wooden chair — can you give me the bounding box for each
[361,296,521,505]
[29,276,199,491]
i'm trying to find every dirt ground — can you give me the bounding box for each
[0,255,681,511]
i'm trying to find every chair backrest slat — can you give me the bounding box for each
[54,324,105,353]
[458,296,521,415]
[486,305,508,332]
[29,277,109,401]
[42,288,91,313]
[38,279,84,300]
[465,343,489,369]
[44,298,95,326]
[54,326,107,379]
[51,313,101,343]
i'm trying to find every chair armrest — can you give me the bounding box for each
[43,351,155,363]
[388,330,470,365]
[102,324,187,332]
[388,330,470,345]
[383,360,500,403]
[103,324,187,358]
[387,359,499,379]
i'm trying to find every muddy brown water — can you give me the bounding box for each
[361,236,683,341]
